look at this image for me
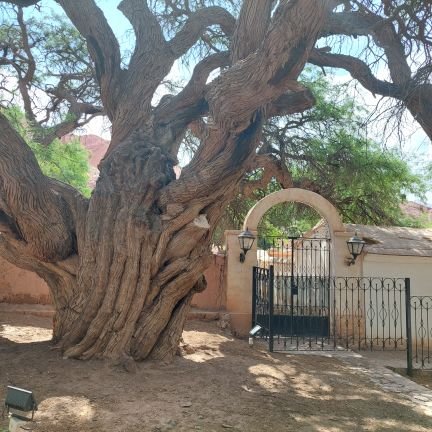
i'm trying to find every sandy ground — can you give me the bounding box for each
[1,313,432,432]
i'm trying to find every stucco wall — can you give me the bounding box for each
[0,256,51,304]
[362,254,432,341]
[0,254,226,310]
[363,254,432,296]
[191,253,226,311]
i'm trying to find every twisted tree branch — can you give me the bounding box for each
[154,51,230,152]
[207,0,332,128]
[231,0,273,63]
[267,88,316,117]
[309,49,401,98]
[240,153,293,197]
[308,48,432,139]
[168,6,235,58]
[118,0,167,68]
[322,11,411,84]
[0,112,75,261]
[57,0,122,119]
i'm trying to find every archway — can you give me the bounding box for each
[245,188,344,279]
[243,188,344,234]
[225,188,348,338]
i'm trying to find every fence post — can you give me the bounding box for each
[405,278,413,376]
[252,267,257,327]
[269,265,274,352]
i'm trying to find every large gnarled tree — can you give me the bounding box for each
[0,0,430,361]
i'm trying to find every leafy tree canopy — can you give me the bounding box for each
[214,71,428,245]
[3,106,91,196]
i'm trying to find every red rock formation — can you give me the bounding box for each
[62,134,109,187]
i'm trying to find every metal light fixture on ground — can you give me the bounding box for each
[238,228,255,263]
[248,325,263,346]
[346,232,366,266]
[4,386,37,420]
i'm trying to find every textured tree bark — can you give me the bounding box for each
[0,113,75,261]
[45,134,217,361]
[0,0,334,361]
[0,119,261,361]
[1,0,430,363]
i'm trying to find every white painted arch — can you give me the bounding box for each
[243,188,344,233]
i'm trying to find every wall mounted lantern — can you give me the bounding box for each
[238,228,255,263]
[4,386,38,420]
[346,232,366,266]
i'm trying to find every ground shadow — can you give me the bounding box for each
[0,314,431,431]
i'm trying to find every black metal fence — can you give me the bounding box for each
[253,266,410,353]
[410,296,432,369]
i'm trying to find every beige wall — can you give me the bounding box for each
[360,254,432,342]
[191,253,226,311]
[363,254,432,296]
[225,230,257,336]
[0,254,227,311]
[0,256,51,304]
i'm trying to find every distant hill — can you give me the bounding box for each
[62,134,109,187]
[401,201,432,223]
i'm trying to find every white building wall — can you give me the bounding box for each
[362,254,432,343]
[362,254,432,297]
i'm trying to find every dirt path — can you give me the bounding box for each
[1,312,432,432]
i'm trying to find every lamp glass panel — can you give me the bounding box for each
[352,241,363,256]
[238,230,255,252]
[347,237,365,257]
[242,236,254,251]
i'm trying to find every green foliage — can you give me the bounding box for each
[213,70,428,246]
[396,212,432,229]
[290,132,426,226]
[258,201,320,238]
[29,139,91,197]
[285,71,426,227]
[4,107,91,197]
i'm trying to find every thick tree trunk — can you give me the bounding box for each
[43,133,215,361]
[0,111,263,362]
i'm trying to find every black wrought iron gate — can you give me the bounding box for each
[252,236,412,354]
[253,236,332,350]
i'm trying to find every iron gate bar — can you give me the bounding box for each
[258,236,332,349]
[269,265,274,353]
[409,295,432,370]
[405,278,413,376]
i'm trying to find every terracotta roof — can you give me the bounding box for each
[345,224,432,257]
